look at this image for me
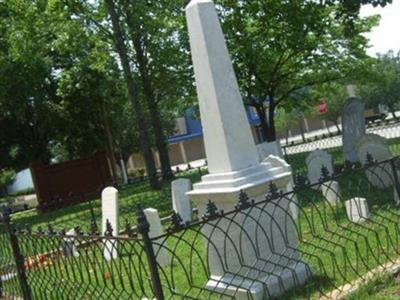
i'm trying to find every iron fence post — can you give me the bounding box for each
[0,274,3,298]
[390,158,400,206]
[283,146,288,160]
[136,206,165,300]
[2,214,31,300]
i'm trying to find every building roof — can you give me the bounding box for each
[167,107,261,144]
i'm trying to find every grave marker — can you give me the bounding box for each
[143,208,169,267]
[356,134,393,188]
[102,187,119,261]
[63,228,79,258]
[342,98,365,162]
[306,149,333,187]
[185,1,309,298]
[172,179,193,223]
[321,181,341,206]
[345,197,369,223]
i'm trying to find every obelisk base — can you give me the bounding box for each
[188,156,311,299]
[206,262,310,300]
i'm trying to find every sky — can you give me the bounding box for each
[360,1,400,57]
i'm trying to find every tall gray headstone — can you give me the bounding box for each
[342,98,365,162]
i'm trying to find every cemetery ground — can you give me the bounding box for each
[7,137,400,232]
[1,138,400,299]
[346,273,400,300]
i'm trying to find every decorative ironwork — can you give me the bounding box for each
[0,155,399,300]
[366,152,375,166]
[319,165,331,182]
[168,212,185,231]
[266,182,280,200]
[236,190,254,210]
[203,200,219,220]
[104,220,113,236]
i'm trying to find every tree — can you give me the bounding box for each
[103,0,160,189]
[310,83,349,132]
[0,0,60,170]
[358,51,400,119]
[123,0,192,180]
[216,0,378,141]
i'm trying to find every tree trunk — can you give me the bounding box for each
[333,119,341,133]
[266,98,277,142]
[101,100,119,184]
[130,33,174,180]
[297,117,306,142]
[253,104,268,142]
[105,0,159,189]
[285,126,290,145]
[388,104,397,120]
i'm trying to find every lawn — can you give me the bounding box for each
[2,161,400,300]
[9,169,204,233]
[1,137,400,299]
[346,273,400,300]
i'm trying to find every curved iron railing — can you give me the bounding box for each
[0,154,399,299]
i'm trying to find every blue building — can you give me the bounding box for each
[127,107,264,170]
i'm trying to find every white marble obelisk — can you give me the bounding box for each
[185,1,310,298]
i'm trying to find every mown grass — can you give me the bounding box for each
[346,273,400,300]
[2,166,399,300]
[9,169,204,233]
[1,137,400,299]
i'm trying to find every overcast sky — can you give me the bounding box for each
[360,1,400,57]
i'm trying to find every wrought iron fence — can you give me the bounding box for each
[281,118,400,156]
[1,155,400,299]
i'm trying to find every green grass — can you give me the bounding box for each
[1,137,400,299]
[9,169,204,233]
[346,273,400,300]
[4,168,399,299]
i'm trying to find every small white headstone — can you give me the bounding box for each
[306,150,333,187]
[102,187,119,261]
[257,141,284,161]
[345,197,369,223]
[320,181,341,206]
[172,179,193,223]
[356,134,393,188]
[143,208,169,267]
[63,228,79,258]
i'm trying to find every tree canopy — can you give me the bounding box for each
[0,0,389,185]
[216,0,379,141]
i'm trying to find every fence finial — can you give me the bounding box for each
[104,219,113,236]
[136,205,150,234]
[169,211,185,231]
[236,190,254,210]
[203,200,219,220]
[124,219,135,237]
[366,152,375,165]
[320,165,330,182]
[266,182,279,200]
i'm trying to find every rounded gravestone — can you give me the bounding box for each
[306,149,334,188]
[355,134,393,188]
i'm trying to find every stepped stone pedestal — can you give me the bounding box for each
[185,1,310,298]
